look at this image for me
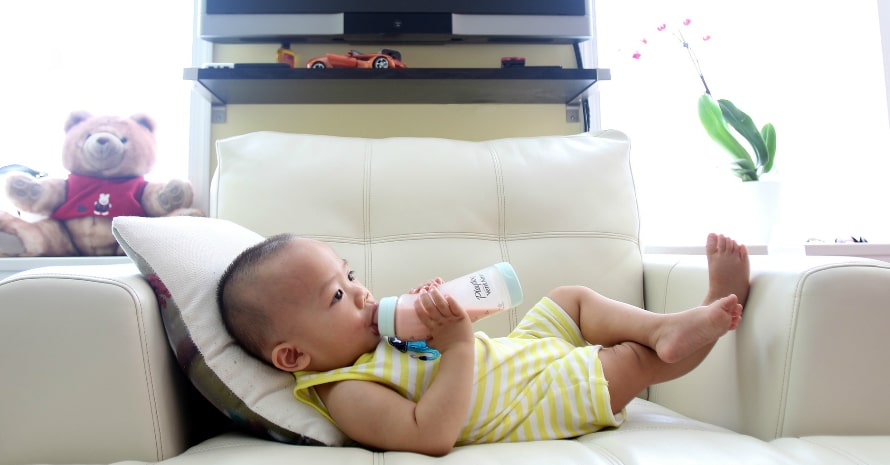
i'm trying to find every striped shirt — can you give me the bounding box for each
[293,297,624,444]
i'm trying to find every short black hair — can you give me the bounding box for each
[217,233,300,363]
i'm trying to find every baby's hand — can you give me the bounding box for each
[408,277,444,294]
[413,287,473,353]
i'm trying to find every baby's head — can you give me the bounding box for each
[217,235,380,372]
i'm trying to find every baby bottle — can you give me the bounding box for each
[375,262,523,341]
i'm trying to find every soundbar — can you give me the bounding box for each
[200,0,593,44]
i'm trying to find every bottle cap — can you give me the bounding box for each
[493,262,524,307]
[377,296,398,336]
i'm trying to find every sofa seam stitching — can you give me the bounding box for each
[133,281,166,460]
[364,141,373,292]
[775,273,804,439]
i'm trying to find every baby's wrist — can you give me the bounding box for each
[437,338,474,356]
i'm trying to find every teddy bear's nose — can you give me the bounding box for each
[96,136,110,145]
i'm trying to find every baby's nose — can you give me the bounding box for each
[355,288,370,308]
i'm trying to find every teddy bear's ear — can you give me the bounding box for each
[130,113,156,133]
[65,111,92,132]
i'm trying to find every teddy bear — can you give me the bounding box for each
[0,111,203,257]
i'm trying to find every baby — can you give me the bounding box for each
[217,233,749,456]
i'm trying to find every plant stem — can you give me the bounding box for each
[677,30,711,95]
[698,73,711,96]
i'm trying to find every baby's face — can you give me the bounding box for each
[264,239,380,372]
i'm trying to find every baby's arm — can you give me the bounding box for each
[318,289,474,456]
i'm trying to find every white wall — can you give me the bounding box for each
[596,0,890,247]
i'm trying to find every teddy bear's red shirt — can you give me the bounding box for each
[51,173,148,220]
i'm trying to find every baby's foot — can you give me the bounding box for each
[654,295,742,364]
[703,233,751,307]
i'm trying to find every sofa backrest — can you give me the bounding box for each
[212,131,642,336]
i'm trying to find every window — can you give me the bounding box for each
[0,0,200,213]
[595,0,890,246]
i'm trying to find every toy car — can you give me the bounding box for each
[501,57,526,68]
[307,49,407,69]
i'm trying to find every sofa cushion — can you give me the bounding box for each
[112,215,348,446]
[213,131,643,338]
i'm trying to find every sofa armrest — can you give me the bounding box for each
[642,253,890,440]
[0,264,209,464]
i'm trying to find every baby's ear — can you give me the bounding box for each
[271,343,310,372]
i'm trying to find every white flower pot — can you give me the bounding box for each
[730,180,783,245]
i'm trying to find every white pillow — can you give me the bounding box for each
[111,215,347,446]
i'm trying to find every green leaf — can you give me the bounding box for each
[729,159,758,182]
[697,94,753,175]
[760,123,777,174]
[718,99,770,175]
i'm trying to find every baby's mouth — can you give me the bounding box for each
[370,303,379,335]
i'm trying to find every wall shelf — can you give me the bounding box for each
[183,67,610,106]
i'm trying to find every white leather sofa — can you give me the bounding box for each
[2,131,889,465]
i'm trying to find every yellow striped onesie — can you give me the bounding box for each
[293,296,624,444]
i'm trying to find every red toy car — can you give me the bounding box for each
[501,57,526,68]
[307,49,407,69]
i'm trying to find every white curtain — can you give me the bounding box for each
[595,0,890,246]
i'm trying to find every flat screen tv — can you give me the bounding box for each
[200,0,593,43]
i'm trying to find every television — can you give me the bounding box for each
[200,0,593,44]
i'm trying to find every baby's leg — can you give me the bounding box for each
[651,294,741,363]
[598,341,697,414]
[597,295,742,413]
[548,288,741,363]
[703,233,750,306]
[550,233,748,357]
[655,234,749,372]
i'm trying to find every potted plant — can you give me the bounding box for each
[698,90,776,182]
[635,19,777,182]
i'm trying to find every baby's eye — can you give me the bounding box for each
[333,289,344,304]
[347,270,356,281]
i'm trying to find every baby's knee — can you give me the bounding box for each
[547,285,600,302]
[547,285,602,314]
